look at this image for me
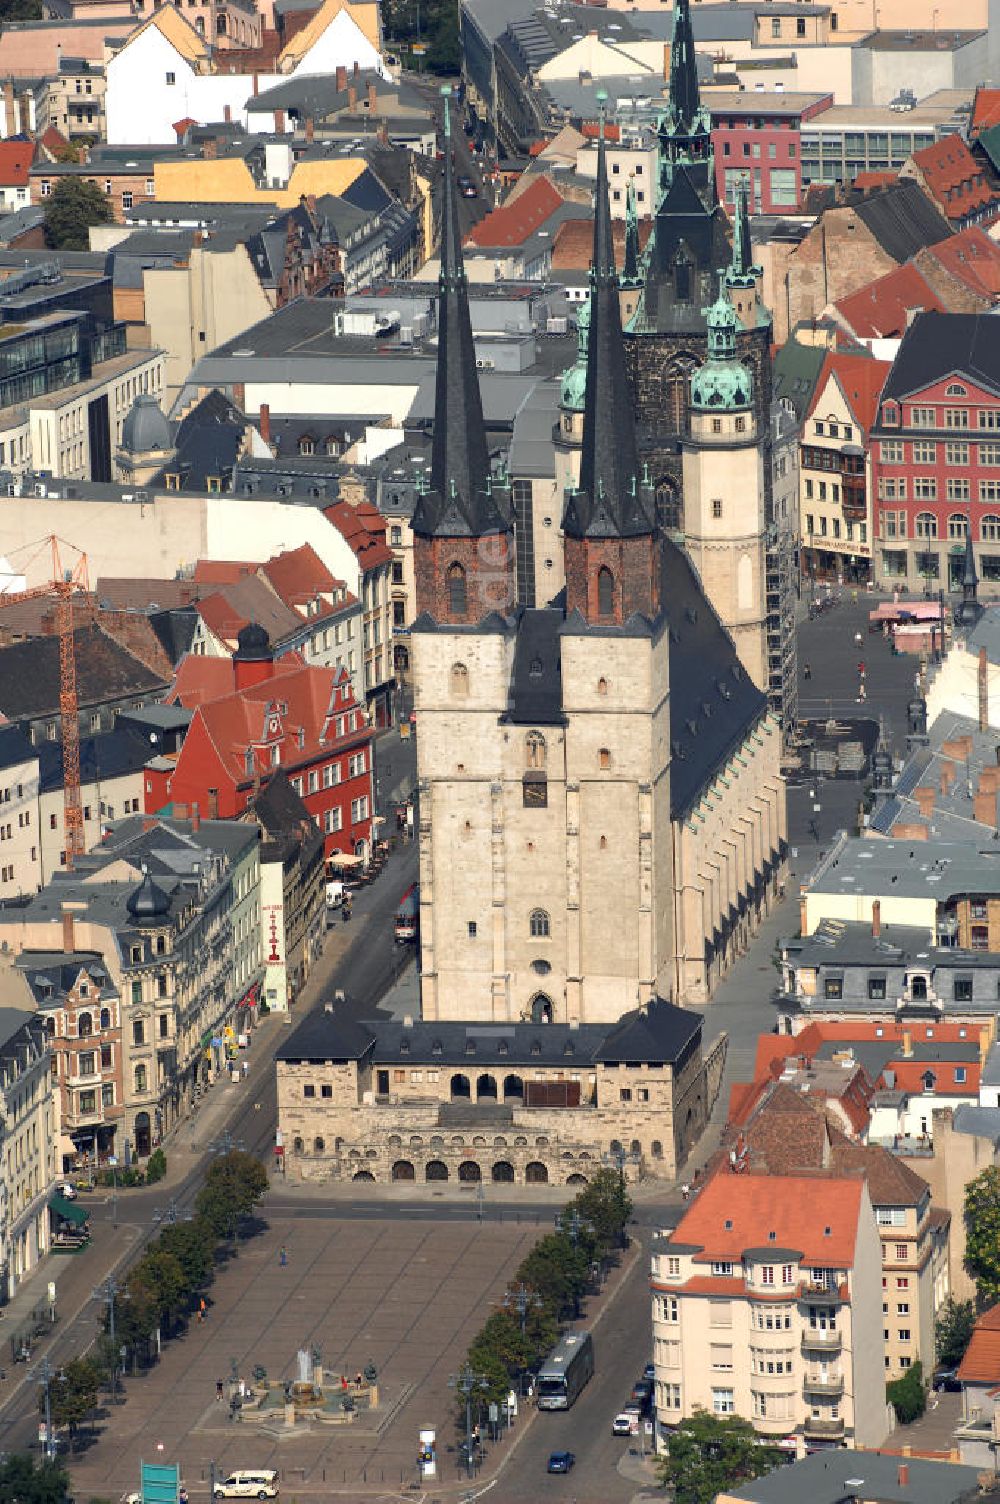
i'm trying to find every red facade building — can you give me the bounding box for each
[709,91,833,215]
[871,311,1000,593]
[145,625,375,860]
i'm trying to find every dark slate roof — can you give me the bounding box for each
[0,624,168,722]
[148,605,199,665]
[18,951,117,1004]
[879,310,1000,404]
[594,997,702,1063]
[253,768,317,837]
[506,607,566,725]
[0,723,35,771]
[38,725,151,794]
[772,337,827,421]
[155,387,250,491]
[340,166,394,215]
[278,1005,701,1068]
[853,180,952,263]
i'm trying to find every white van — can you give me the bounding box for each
[213,1471,279,1499]
[326,879,345,910]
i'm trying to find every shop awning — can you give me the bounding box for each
[49,1194,88,1226]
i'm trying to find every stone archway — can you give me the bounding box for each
[134,1112,151,1158]
[392,1160,415,1181]
[529,994,553,1024]
[476,1074,498,1100]
[492,1160,515,1182]
[450,1073,471,1100]
[352,1170,375,1182]
[503,1074,524,1101]
[458,1160,482,1182]
[426,1160,448,1181]
[525,1161,549,1184]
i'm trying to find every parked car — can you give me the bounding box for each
[632,1379,653,1404]
[643,1362,655,1382]
[612,1412,635,1436]
[457,175,478,198]
[213,1472,279,1500]
[547,1452,575,1474]
[933,1367,962,1392]
[58,1182,77,1200]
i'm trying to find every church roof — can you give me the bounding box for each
[505,607,566,725]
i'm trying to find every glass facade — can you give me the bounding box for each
[0,316,125,412]
[801,126,937,186]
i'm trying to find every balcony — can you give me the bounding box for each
[801,1327,841,1353]
[799,1282,842,1306]
[803,1372,845,1398]
[804,1415,845,1439]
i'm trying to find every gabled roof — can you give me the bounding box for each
[121,4,210,65]
[667,1170,865,1267]
[851,180,952,263]
[251,767,317,837]
[277,0,374,69]
[958,1302,1000,1384]
[550,214,653,272]
[0,624,168,722]
[918,225,1000,300]
[807,350,891,435]
[834,263,943,340]
[466,176,564,249]
[325,500,393,569]
[260,543,344,610]
[594,997,702,1064]
[196,575,303,650]
[0,140,34,189]
[879,310,1000,404]
[970,86,1000,137]
[906,133,996,223]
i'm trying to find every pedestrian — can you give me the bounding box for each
[803,662,812,681]
[854,630,863,646]
[858,681,867,703]
[242,1059,249,1080]
[279,1245,287,1267]
[216,1379,224,1401]
[681,1182,690,1202]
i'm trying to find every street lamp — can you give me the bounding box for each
[448,1363,489,1478]
[503,1282,543,1335]
[93,1276,125,1401]
[31,1356,58,1459]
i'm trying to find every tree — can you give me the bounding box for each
[43,178,113,251]
[569,1168,633,1256]
[131,1248,186,1328]
[656,1411,783,1504]
[516,1233,588,1319]
[0,0,43,19]
[965,1165,1000,1307]
[195,1150,269,1239]
[0,1453,69,1504]
[146,1148,167,1183]
[155,1218,215,1293]
[44,1358,101,1448]
[887,1359,926,1425]
[936,1297,976,1369]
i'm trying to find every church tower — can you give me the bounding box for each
[562,106,659,625]
[412,88,514,624]
[681,279,767,692]
[619,178,642,328]
[725,176,767,332]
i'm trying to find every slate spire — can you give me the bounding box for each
[727,175,757,287]
[667,0,701,134]
[563,102,653,540]
[412,86,505,540]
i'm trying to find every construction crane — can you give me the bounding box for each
[1,536,90,866]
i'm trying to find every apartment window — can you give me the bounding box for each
[946,441,969,466]
[868,975,886,1000]
[121,191,133,211]
[824,976,842,999]
[303,1083,315,1098]
[619,1088,632,1104]
[711,1262,733,1277]
[324,808,342,833]
[897,1303,910,1315]
[350,796,369,824]
[914,479,937,501]
[915,510,938,536]
[912,441,936,464]
[712,1388,735,1415]
[100,1044,112,1068]
[467,921,477,939]
[877,1207,906,1227]
[712,498,723,519]
[781,1264,794,1285]
[79,1090,96,1113]
[760,1265,774,1285]
[910,406,935,427]
[955,1067,967,1083]
[896,1277,909,1289]
[661,1383,681,1409]
[78,1051,95,1077]
[898,1328,911,1342]
[947,481,971,504]
[661,1295,679,1323]
[880,441,903,463]
[954,976,973,1001]
[895,1244,908,1261]
[710,1346,734,1370]
[666,1256,680,1278]
[945,408,970,429]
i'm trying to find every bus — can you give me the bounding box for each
[394,883,419,943]
[536,1330,594,1410]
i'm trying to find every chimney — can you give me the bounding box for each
[61,904,76,954]
[872,900,881,939]
[2,81,14,140]
[191,801,201,833]
[77,145,87,165]
[663,41,670,79]
[259,402,271,444]
[336,64,347,91]
[980,646,989,732]
[348,84,357,112]
[305,114,315,143]
[367,80,377,111]
[799,893,808,934]
[902,1029,913,1058]
[207,788,219,820]
[898,1461,909,1488]
[204,138,218,160]
[252,72,259,97]
[192,229,204,248]
[275,108,285,134]
[353,59,359,76]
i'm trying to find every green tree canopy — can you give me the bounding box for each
[195,1150,268,1238]
[965,1165,1000,1307]
[43,178,114,251]
[0,1453,70,1504]
[656,1411,783,1504]
[936,1297,976,1369]
[516,1233,589,1319]
[43,1358,101,1444]
[887,1359,926,1425]
[155,1217,215,1292]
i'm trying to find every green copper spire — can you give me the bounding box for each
[726,175,761,290]
[623,177,640,286]
[656,0,713,196]
[690,276,753,413]
[560,294,590,412]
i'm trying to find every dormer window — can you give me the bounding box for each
[400,1037,410,1055]
[882,401,899,426]
[465,1038,476,1055]
[530,1039,541,1056]
[431,1039,442,1056]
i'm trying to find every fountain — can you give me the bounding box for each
[232,1348,382,1435]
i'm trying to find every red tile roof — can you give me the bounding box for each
[971,87,1000,137]
[0,140,34,188]
[580,121,620,142]
[667,1171,865,1267]
[39,126,68,158]
[835,263,944,339]
[192,560,258,585]
[551,214,653,272]
[958,1303,1000,1384]
[169,654,246,708]
[852,171,897,193]
[805,350,892,434]
[466,176,565,248]
[259,542,344,610]
[909,133,996,222]
[324,500,393,571]
[920,225,1000,299]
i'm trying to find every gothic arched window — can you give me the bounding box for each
[597,566,614,619]
[447,562,467,615]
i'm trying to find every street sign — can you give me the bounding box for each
[141,1461,180,1504]
[411,42,427,53]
